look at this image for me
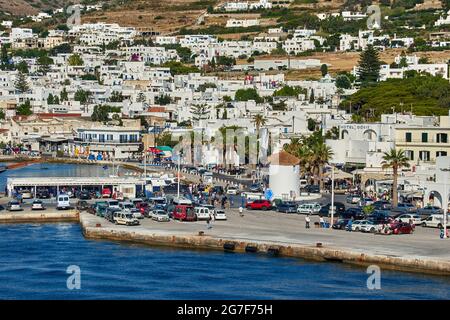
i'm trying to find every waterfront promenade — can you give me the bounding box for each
[80,210,450,275]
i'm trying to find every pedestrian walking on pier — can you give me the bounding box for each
[206,215,213,230]
[305,215,311,229]
[239,206,244,217]
[319,217,325,228]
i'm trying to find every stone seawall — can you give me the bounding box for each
[0,210,79,224]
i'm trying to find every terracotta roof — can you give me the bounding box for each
[268,150,300,166]
[147,107,166,113]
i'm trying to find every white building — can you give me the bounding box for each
[268,151,300,200]
[225,19,259,28]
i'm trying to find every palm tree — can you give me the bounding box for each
[252,114,267,133]
[382,149,410,207]
[311,142,334,190]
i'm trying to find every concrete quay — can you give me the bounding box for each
[0,210,79,223]
[79,210,450,276]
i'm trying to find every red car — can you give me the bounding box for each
[136,202,149,215]
[246,199,272,211]
[390,221,414,234]
[172,205,196,221]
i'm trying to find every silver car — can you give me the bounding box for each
[7,201,22,212]
[151,210,170,222]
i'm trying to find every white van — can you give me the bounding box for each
[195,207,212,220]
[421,214,450,228]
[114,211,140,226]
[297,203,321,215]
[57,194,70,210]
[106,199,120,209]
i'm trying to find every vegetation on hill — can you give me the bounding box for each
[341,75,450,121]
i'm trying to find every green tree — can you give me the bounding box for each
[16,61,29,74]
[273,85,306,97]
[14,71,29,94]
[381,149,410,207]
[357,45,381,86]
[0,109,5,120]
[321,64,328,77]
[235,88,262,103]
[155,94,172,105]
[309,89,315,103]
[60,87,69,102]
[74,89,90,104]
[68,54,84,66]
[136,92,146,103]
[1,46,9,70]
[190,104,210,122]
[16,100,32,116]
[109,91,124,103]
[252,114,267,132]
[335,74,352,89]
[37,55,53,74]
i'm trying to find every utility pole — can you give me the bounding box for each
[330,164,335,229]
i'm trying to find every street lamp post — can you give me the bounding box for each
[330,165,335,229]
[177,151,182,198]
[440,167,449,238]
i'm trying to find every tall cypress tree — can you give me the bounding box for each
[14,71,29,94]
[357,45,381,86]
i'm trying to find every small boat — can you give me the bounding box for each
[102,165,109,170]
[0,164,7,173]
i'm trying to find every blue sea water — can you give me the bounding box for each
[0,223,449,300]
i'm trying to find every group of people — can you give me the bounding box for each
[304,215,329,229]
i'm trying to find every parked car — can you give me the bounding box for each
[421,214,450,228]
[341,207,365,220]
[106,199,120,209]
[151,209,170,222]
[119,201,134,210]
[346,194,360,204]
[392,203,417,214]
[172,204,196,221]
[246,199,272,210]
[390,221,414,234]
[36,190,51,199]
[332,218,350,230]
[101,188,112,198]
[56,194,71,210]
[418,206,443,217]
[277,201,298,213]
[195,207,212,220]
[136,202,150,216]
[373,200,392,210]
[360,220,381,233]
[351,220,368,232]
[31,200,45,211]
[114,211,140,226]
[226,186,240,195]
[395,213,422,225]
[20,190,33,199]
[303,185,320,194]
[130,208,144,219]
[6,200,22,212]
[214,209,227,221]
[318,202,345,217]
[78,190,91,200]
[248,183,263,193]
[297,203,321,215]
[104,207,121,223]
